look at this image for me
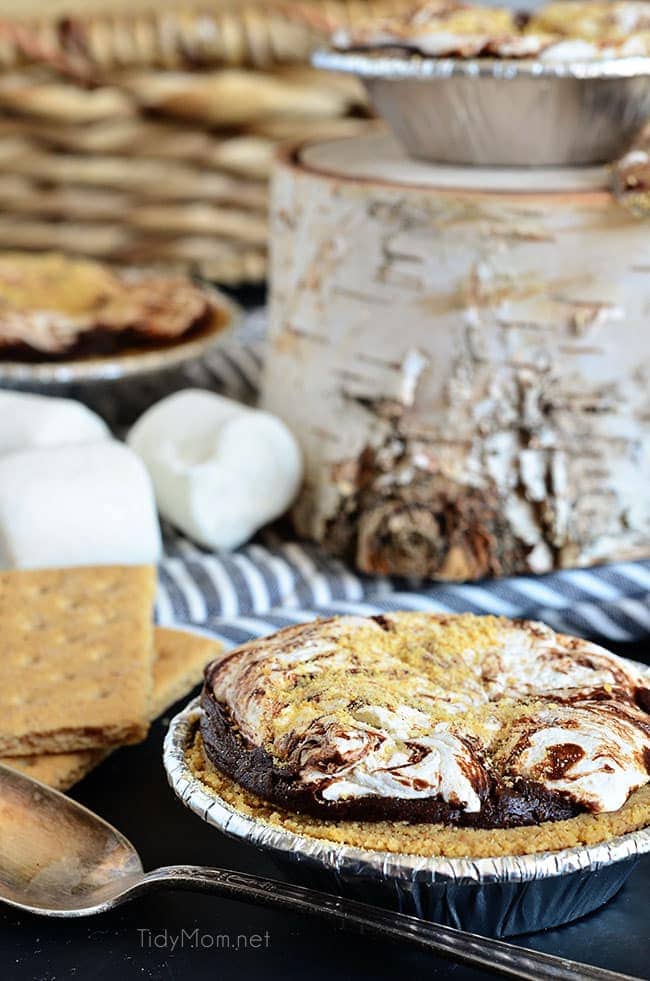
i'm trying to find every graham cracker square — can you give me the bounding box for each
[0,565,156,755]
[148,627,220,720]
[0,626,221,790]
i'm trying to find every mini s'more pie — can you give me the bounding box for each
[192,614,650,857]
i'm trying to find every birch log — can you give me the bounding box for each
[262,133,650,581]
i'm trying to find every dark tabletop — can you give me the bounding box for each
[2,637,650,981]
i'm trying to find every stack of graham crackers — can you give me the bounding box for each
[0,564,220,791]
[0,0,400,285]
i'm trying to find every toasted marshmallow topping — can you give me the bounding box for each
[330,0,650,59]
[205,613,650,815]
[300,710,488,811]
[495,701,650,812]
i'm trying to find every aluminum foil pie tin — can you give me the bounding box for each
[164,699,650,938]
[313,49,650,166]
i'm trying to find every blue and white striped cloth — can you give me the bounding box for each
[151,307,650,650]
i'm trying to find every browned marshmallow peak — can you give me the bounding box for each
[200,614,650,827]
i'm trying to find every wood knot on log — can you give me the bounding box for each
[326,454,527,581]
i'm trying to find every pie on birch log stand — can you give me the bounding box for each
[261,132,650,581]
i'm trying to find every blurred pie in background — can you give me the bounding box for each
[0,251,230,361]
[327,0,650,58]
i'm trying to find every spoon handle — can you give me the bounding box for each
[139,865,637,981]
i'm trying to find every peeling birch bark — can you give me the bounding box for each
[613,123,650,219]
[262,135,650,581]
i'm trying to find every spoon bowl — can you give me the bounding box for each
[0,766,143,914]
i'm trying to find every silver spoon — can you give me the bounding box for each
[0,764,639,981]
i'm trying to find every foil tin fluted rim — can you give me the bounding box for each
[313,48,650,80]
[0,285,242,385]
[163,698,650,886]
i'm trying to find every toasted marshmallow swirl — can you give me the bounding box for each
[495,702,650,812]
[202,614,650,818]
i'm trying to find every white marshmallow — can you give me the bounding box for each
[0,391,109,455]
[127,390,302,550]
[0,441,161,569]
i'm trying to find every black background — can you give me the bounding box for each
[2,638,650,981]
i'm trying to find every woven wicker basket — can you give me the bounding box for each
[0,1,400,283]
